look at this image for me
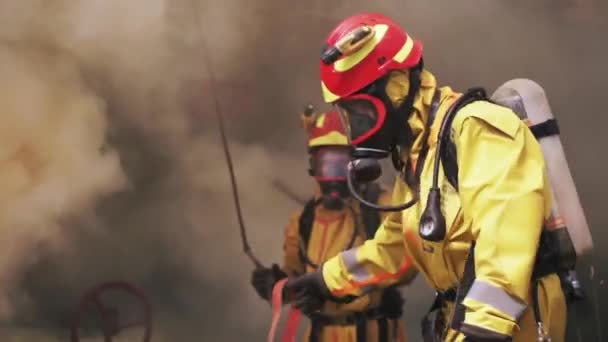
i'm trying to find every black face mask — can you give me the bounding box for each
[309,146,352,210]
[339,97,396,153]
[343,59,424,156]
[318,180,349,210]
[336,62,426,214]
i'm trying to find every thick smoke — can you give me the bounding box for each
[0,43,126,320]
[0,0,605,341]
[0,0,307,341]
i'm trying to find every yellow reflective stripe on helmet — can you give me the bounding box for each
[315,113,326,128]
[334,24,389,72]
[392,35,414,63]
[322,81,340,103]
[308,131,349,147]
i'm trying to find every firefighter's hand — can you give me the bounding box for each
[250,263,286,301]
[379,286,404,319]
[284,269,330,314]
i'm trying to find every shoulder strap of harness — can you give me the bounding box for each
[360,183,383,239]
[439,89,561,191]
[298,186,383,265]
[439,87,490,191]
[297,198,318,265]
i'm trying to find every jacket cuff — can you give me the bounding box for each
[461,297,519,337]
[464,280,527,321]
[460,278,528,337]
[322,249,366,296]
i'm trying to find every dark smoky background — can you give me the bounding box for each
[0,0,605,341]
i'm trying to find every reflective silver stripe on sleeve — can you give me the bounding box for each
[340,248,370,282]
[465,280,528,320]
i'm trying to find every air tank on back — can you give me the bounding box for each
[491,79,593,267]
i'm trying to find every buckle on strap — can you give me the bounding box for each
[438,287,457,302]
[421,287,457,342]
[425,287,458,316]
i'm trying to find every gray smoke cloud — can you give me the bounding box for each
[0,42,126,320]
[0,0,605,341]
[0,1,307,341]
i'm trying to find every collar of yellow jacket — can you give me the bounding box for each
[403,70,460,164]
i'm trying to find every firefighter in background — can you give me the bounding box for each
[285,13,592,342]
[250,110,415,341]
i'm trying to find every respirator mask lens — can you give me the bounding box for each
[335,94,386,146]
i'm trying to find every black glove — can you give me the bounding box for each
[284,269,331,314]
[379,286,404,319]
[250,263,287,301]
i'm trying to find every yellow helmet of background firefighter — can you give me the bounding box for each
[302,111,349,151]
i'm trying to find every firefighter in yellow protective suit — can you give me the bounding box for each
[250,111,416,341]
[285,13,567,342]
